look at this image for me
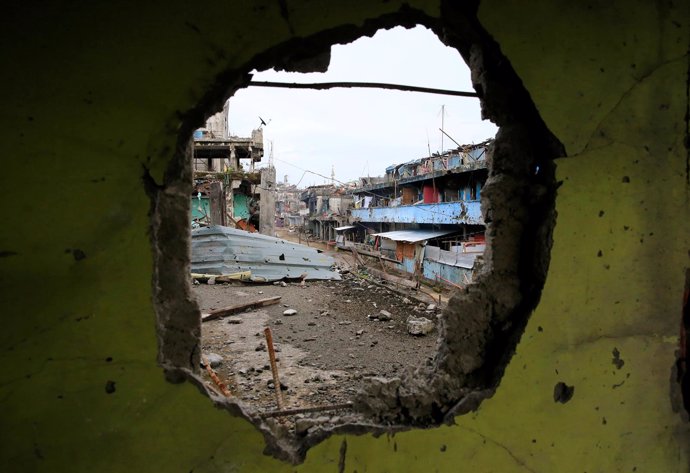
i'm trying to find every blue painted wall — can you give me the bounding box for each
[422,259,472,285]
[351,201,483,225]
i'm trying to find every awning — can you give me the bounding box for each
[372,229,458,243]
[334,225,356,231]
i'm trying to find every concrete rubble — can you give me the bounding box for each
[406,316,435,336]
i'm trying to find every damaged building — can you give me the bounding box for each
[343,141,490,287]
[191,102,275,235]
[300,184,353,243]
[275,178,307,229]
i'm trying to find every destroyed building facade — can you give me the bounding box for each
[191,101,275,235]
[345,141,491,287]
[300,184,353,242]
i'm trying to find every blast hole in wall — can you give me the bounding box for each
[149,7,564,464]
[193,24,495,423]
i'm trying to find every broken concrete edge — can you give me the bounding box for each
[146,0,565,464]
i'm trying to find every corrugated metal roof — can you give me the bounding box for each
[372,229,458,243]
[191,226,341,282]
[424,245,480,269]
[334,225,356,231]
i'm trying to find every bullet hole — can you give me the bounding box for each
[611,347,625,369]
[440,444,447,452]
[72,249,86,261]
[602,417,607,425]
[538,326,543,332]
[598,210,605,217]
[623,226,629,231]
[553,382,575,403]
[604,264,610,270]
[105,380,116,394]
[0,250,18,258]
[279,253,285,261]
[621,176,630,183]
[105,357,113,362]
[597,250,603,257]
[531,438,537,443]
[27,116,34,121]
[57,394,63,399]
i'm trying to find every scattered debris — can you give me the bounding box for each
[283,309,298,316]
[406,317,434,336]
[204,353,223,368]
[201,296,282,322]
[378,310,392,321]
[192,271,252,283]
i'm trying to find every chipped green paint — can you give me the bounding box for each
[1,1,689,472]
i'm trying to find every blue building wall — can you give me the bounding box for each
[422,259,472,285]
[350,201,483,225]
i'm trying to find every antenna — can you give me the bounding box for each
[440,104,445,153]
[426,129,432,157]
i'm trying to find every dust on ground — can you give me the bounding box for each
[195,271,442,416]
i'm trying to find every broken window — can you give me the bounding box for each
[148,7,564,464]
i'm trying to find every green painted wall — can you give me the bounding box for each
[1,1,688,471]
[192,195,211,221]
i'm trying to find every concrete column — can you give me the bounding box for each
[259,166,276,236]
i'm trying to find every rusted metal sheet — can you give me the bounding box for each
[191,226,340,282]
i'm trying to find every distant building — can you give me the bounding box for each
[191,102,275,235]
[345,140,491,287]
[275,181,306,228]
[300,185,353,243]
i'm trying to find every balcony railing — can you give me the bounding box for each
[350,201,482,225]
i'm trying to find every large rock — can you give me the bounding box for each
[283,309,297,316]
[406,317,434,336]
[378,310,392,321]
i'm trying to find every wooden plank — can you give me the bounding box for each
[365,267,418,289]
[201,296,281,322]
[192,271,251,282]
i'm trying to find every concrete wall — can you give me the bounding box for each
[1,1,688,472]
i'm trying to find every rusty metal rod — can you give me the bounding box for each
[248,80,478,98]
[201,355,233,397]
[263,327,284,410]
[260,402,354,418]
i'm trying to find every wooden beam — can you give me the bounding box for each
[201,296,281,322]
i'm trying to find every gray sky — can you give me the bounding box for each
[227,25,497,186]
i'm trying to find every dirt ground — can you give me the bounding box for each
[196,269,443,418]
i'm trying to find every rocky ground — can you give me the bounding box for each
[195,271,443,421]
